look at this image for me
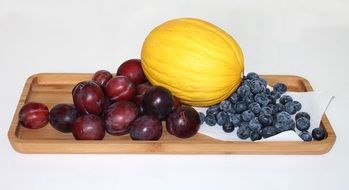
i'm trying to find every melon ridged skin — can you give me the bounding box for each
[141,18,244,106]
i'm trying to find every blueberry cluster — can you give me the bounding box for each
[199,72,327,141]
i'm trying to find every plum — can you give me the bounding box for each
[133,94,143,107]
[172,96,182,110]
[19,102,49,129]
[130,115,162,140]
[136,83,152,96]
[100,97,112,118]
[72,114,105,140]
[92,70,112,88]
[104,76,136,102]
[117,59,147,85]
[137,104,145,116]
[72,81,106,115]
[133,83,153,110]
[166,106,200,138]
[49,104,79,133]
[104,101,138,135]
[142,86,173,120]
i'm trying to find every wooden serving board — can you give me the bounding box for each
[8,73,336,154]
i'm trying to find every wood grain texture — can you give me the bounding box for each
[8,73,336,154]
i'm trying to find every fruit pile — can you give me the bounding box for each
[199,72,327,141]
[18,18,328,143]
[18,59,200,140]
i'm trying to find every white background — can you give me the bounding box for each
[1,0,349,189]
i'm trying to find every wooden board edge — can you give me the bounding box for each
[8,74,38,153]
[8,141,331,155]
[8,73,336,155]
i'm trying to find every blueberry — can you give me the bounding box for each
[237,85,251,98]
[279,95,293,105]
[299,131,312,141]
[275,111,295,132]
[270,91,281,99]
[237,126,251,140]
[265,88,271,94]
[199,112,205,125]
[268,91,280,105]
[312,127,326,140]
[285,102,296,114]
[275,103,286,113]
[258,113,273,126]
[204,114,216,126]
[241,79,252,87]
[260,106,273,115]
[249,118,262,132]
[250,131,262,141]
[275,120,295,133]
[261,126,278,138]
[220,100,232,112]
[285,101,297,115]
[268,97,277,105]
[249,102,261,115]
[229,114,242,127]
[296,112,310,121]
[267,104,278,116]
[239,121,249,128]
[229,93,239,104]
[293,101,302,112]
[273,83,287,94]
[255,93,270,107]
[226,111,234,117]
[296,117,310,131]
[243,92,255,105]
[226,108,236,114]
[246,72,260,80]
[234,101,248,114]
[250,79,265,94]
[216,111,229,126]
[206,104,220,116]
[222,122,235,133]
[241,110,255,122]
[259,78,268,87]
[276,111,291,121]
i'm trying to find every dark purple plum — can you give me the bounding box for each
[104,101,138,135]
[133,94,143,107]
[72,81,105,115]
[104,76,136,102]
[142,86,173,120]
[100,97,112,118]
[136,83,152,96]
[132,94,145,116]
[172,96,182,110]
[130,115,162,140]
[166,106,200,138]
[19,102,49,129]
[133,83,152,112]
[137,104,145,116]
[117,59,147,85]
[72,114,105,140]
[49,104,79,133]
[92,70,112,88]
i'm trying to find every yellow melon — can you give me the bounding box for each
[141,18,244,106]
